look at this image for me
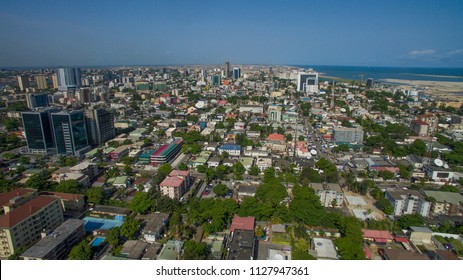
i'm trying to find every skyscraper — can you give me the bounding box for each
[297,71,319,94]
[21,109,56,154]
[224,61,230,78]
[26,93,49,109]
[51,110,90,156]
[233,67,241,79]
[17,75,30,92]
[366,78,373,89]
[51,73,59,89]
[85,108,115,146]
[35,74,48,89]
[56,67,81,91]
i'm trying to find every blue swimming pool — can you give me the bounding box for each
[83,217,124,232]
[91,237,105,247]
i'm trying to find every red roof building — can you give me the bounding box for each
[362,229,394,243]
[267,133,285,142]
[230,214,255,233]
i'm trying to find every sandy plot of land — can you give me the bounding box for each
[381,79,463,99]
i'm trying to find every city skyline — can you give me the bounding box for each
[1,0,463,68]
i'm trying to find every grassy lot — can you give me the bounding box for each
[434,236,463,257]
[272,232,291,244]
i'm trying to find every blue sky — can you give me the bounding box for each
[1,0,463,67]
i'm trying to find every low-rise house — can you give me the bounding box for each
[409,226,433,245]
[237,185,257,200]
[423,190,463,216]
[109,145,130,160]
[255,157,272,172]
[309,238,339,260]
[218,144,241,156]
[243,146,270,158]
[120,240,149,260]
[157,240,183,260]
[142,212,170,243]
[423,165,455,182]
[207,156,222,168]
[111,176,130,189]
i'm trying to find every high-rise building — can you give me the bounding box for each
[21,109,56,154]
[366,78,373,89]
[51,110,90,156]
[51,73,59,89]
[211,75,221,86]
[17,75,30,92]
[26,93,49,109]
[85,108,115,146]
[56,67,81,91]
[268,105,282,123]
[35,74,48,89]
[233,67,241,79]
[297,71,319,94]
[224,61,230,78]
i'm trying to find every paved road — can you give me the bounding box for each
[171,153,189,169]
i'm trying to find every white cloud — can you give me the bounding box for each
[408,49,436,56]
[446,49,463,56]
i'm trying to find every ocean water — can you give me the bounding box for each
[294,65,463,82]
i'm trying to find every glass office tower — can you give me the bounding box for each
[51,110,89,156]
[21,110,55,154]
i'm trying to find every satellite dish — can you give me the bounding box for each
[310,149,318,155]
[340,108,347,113]
[434,159,444,167]
[443,163,449,169]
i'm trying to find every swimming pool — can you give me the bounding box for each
[90,237,105,247]
[83,217,124,232]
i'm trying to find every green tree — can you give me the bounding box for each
[105,227,121,248]
[285,133,293,141]
[120,217,141,240]
[183,240,209,260]
[68,241,93,260]
[8,247,25,260]
[212,184,229,197]
[379,170,395,180]
[197,164,206,173]
[408,139,427,156]
[233,162,245,177]
[87,187,104,205]
[178,163,189,171]
[129,192,154,214]
[395,214,425,229]
[56,179,81,194]
[249,165,260,176]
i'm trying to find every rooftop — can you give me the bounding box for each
[230,214,255,233]
[312,238,338,260]
[383,248,428,260]
[142,212,169,234]
[0,196,58,228]
[41,192,84,201]
[219,144,241,151]
[267,134,285,141]
[0,188,37,207]
[20,219,84,259]
[228,229,255,260]
[423,190,463,205]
